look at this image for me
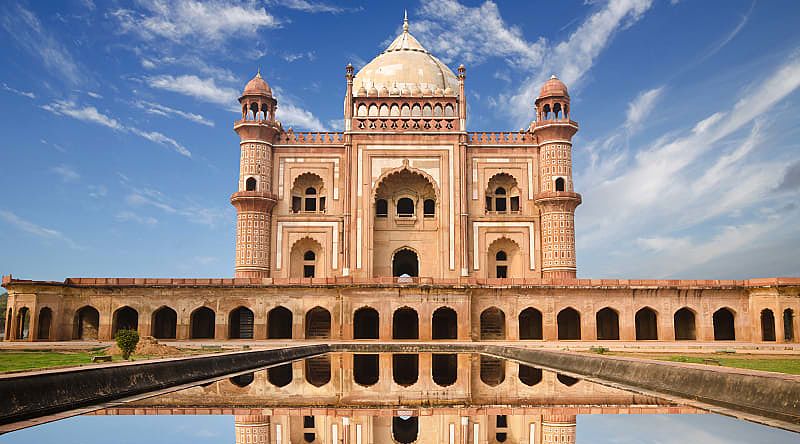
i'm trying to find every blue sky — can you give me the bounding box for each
[0,0,799,281]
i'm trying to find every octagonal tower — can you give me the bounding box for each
[232,71,280,278]
[531,75,582,279]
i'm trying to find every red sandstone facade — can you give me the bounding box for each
[2,18,799,344]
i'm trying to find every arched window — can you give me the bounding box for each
[268,306,292,339]
[303,250,315,277]
[392,248,419,277]
[495,250,508,278]
[393,307,419,339]
[486,174,520,213]
[423,198,435,217]
[396,197,414,216]
[229,307,254,339]
[291,238,322,279]
[305,307,331,339]
[190,307,215,339]
[291,173,325,213]
[555,177,566,192]
[432,353,457,386]
[375,198,388,217]
[37,307,52,340]
[245,177,257,191]
[112,306,139,335]
[392,354,418,386]
[519,308,543,340]
[432,307,457,340]
[73,306,100,340]
[354,354,379,386]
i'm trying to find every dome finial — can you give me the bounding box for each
[403,9,409,32]
[256,66,262,79]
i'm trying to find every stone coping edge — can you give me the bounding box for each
[3,274,799,289]
[0,344,329,426]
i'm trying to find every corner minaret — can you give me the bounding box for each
[531,75,582,279]
[231,70,280,278]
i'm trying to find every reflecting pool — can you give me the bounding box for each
[2,353,797,443]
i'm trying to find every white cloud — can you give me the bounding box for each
[125,186,225,227]
[0,210,83,249]
[42,100,124,130]
[116,211,158,226]
[414,0,545,69]
[276,0,347,14]
[136,100,214,127]
[146,74,239,106]
[86,91,103,99]
[1,83,36,99]
[0,4,84,85]
[113,0,279,44]
[624,87,663,131]
[147,74,327,130]
[88,184,108,199]
[51,165,80,182]
[41,100,192,157]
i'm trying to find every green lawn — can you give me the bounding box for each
[663,355,800,375]
[0,350,115,373]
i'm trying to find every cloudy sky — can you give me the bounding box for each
[0,0,798,280]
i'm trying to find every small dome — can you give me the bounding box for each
[539,74,569,99]
[242,70,272,97]
[357,85,367,96]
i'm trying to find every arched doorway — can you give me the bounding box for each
[190,307,215,339]
[16,307,30,340]
[557,307,581,340]
[353,307,379,339]
[267,363,293,387]
[487,237,521,278]
[519,307,543,340]
[674,308,696,340]
[73,306,100,340]
[432,307,457,339]
[290,237,323,278]
[596,307,619,340]
[713,308,736,341]
[635,307,658,340]
[392,248,419,277]
[785,309,795,342]
[480,307,506,340]
[305,307,331,339]
[761,309,776,342]
[305,355,331,387]
[392,307,418,339]
[228,307,254,339]
[112,306,138,335]
[353,354,379,386]
[480,355,505,386]
[152,306,177,339]
[392,354,418,387]
[519,364,542,386]
[392,417,419,444]
[268,306,292,339]
[432,353,457,387]
[37,307,52,340]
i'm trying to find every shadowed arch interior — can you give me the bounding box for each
[392,353,418,387]
[73,306,99,340]
[392,307,419,339]
[268,363,293,387]
[353,354,379,386]
[268,306,292,339]
[519,307,543,340]
[480,307,506,340]
[432,306,457,339]
[432,353,457,387]
[37,307,52,340]
[785,309,795,341]
[480,355,505,386]
[596,307,620,340]
[674,308,696,340]
[229,306,254,339]
[519,364,542,386]
[635,307,658,340]
[229,372,254,387]
[305,355,331,387]
[392,416,419,444]
[305,306,331,339]
[557,374,579,386]
[16,307,30,340]
[152,306,177,339]
[353,307,379,339]
[190,307,215,339]
[392,248,419,277]
[112,306,138,335]
[557,307,580,340]
[713,308,736,341]
[761,309,775,342]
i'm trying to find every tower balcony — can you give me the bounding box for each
[533,191,582,210]
[230,191,277,212]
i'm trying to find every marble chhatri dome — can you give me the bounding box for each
[353,13,458,96]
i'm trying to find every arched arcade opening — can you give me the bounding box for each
[432,307,457,340]
[392,307,419,340]
[353,307,379,339]
[228,306,254,339]
[557,307,581,340]
[73,306,99,340]
[190,307,215,339]
[151,306,177,339]
[480,307,506,340]
[268,306,292,339]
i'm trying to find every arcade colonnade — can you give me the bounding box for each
[4,284,798,344]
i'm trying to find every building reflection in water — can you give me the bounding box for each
[89,353,699,443]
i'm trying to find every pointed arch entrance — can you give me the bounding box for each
[392,307,419,339]
[392,248,419,277]
[353,307,379,339]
